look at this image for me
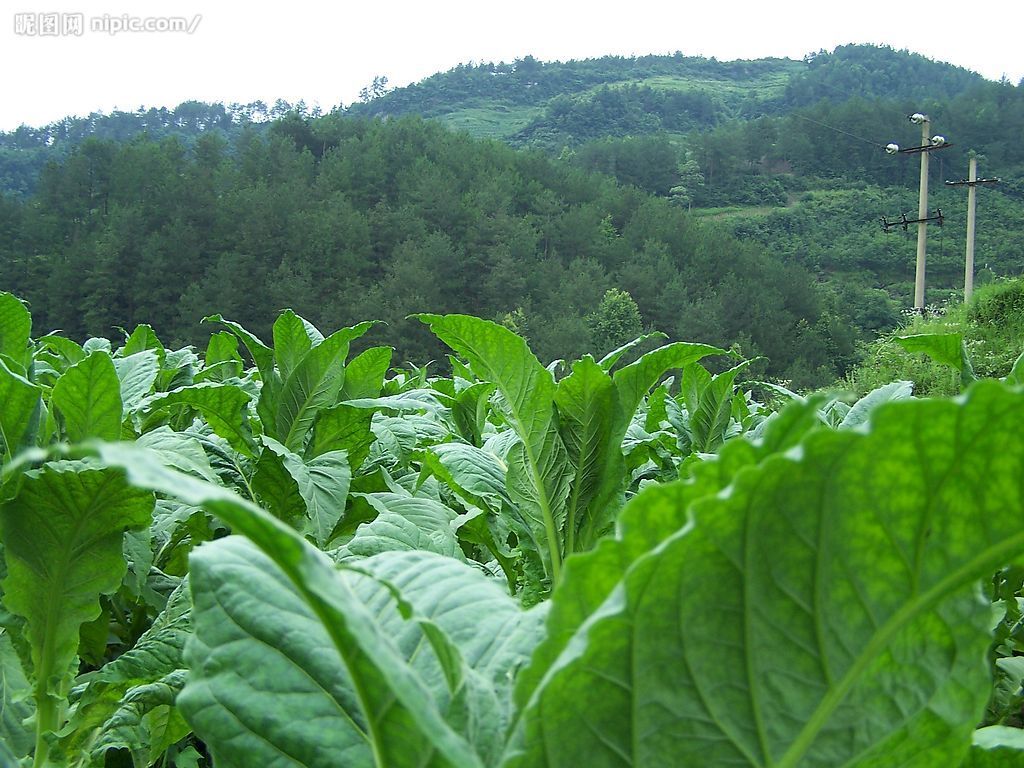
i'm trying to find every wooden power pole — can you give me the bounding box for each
[945,153,1000,302]
[913,116,930,311]
[883,114,952,312]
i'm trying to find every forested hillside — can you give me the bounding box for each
[0,116,851,385]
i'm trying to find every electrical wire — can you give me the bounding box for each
[791,114,886,149]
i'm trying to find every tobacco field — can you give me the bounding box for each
[2,290,1024,767]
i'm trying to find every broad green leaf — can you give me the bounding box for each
[419,314,554,449]
[51,351,123,442]
[423,442,510,513]
[505,425,571,583]
[88,443,489,768]
[273,309,315,380]
[0,464,153,703]
[564,342,725,552]
[135,427,217,482]
[202,314,274,382]
[114,351,160,415]
[343,493,464,559]
[677,359,751,454]
[0,358,41,459]
[62,584,191,761]
[451,381,494,445]
[0,293,31,370]
[554,355,615,554]
[964,727,1024,767]
[596,331,667,372]
[612,341,726,437]
[251,442,308,529]
[344,391,447,413]
[896,332,977,384]
[197,331,243,383]
[341,346,393,401]
[508,381,1024,768]
[0,629,33,760]
[310,403,375,467]
[120,324,164,360]
[276,322,374,452]
[258,436,351,547]
[419,314,567,584]
[87,670,189,768]
[140,382,255,456]
[838,380,914,430]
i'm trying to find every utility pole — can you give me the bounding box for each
[945,152,1000,302]
[913,114,930,311]
[883,113,953,312]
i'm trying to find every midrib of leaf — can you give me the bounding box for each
[742,491,774,768]
[32,489,91,768]
[563,400,603,558]
[457,336,562,585]
[776,530,1024,768]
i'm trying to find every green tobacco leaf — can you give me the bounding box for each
[275,322,374,452]
[343,493,464,559]
[140,383,255,456]
[597,332,667,372]
[273,310,316,381]
[0,629,33,760]
[51,351,123,442]
[184,540,543,768]
[676,359,751,454]
[89,443,489,768]
[508,381,1024,768]
[0,293,31,370]
[258,437,352,547]
[62,584,191,761]
[309,403,375,468]
[88,670,189,768]
[120,324,165,359]
[0,358,41,458]
[419,314,567,584]
[113,351,160,415]
[896,332,977,384]
[341,346,393,401]
[202,314,274,382]
[838,380,914,430]
[198,331,243,383]
[451,381,494,445]
[566,342,725,552]
[964,727,1024,767]
[554,355,615,554]
[0,464,154,702]
[423,442,510,513]
[135,427,218,482]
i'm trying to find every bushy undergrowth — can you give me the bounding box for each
[847,277,1024,396]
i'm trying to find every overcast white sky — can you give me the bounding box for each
[2,0,1022,131]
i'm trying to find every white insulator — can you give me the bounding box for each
[931,135,946,146]
[885,143,900,155]
[909,113,928,124]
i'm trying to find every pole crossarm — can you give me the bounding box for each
[945,178,1000,187]
[881,210,945,232]
[897,143,954,155]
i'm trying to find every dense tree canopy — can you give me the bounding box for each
[0,115,853,386]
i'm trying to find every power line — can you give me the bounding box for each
[791,114,886,148]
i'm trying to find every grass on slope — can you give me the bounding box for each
[435,105,545,140]
[846,278,1024,397]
